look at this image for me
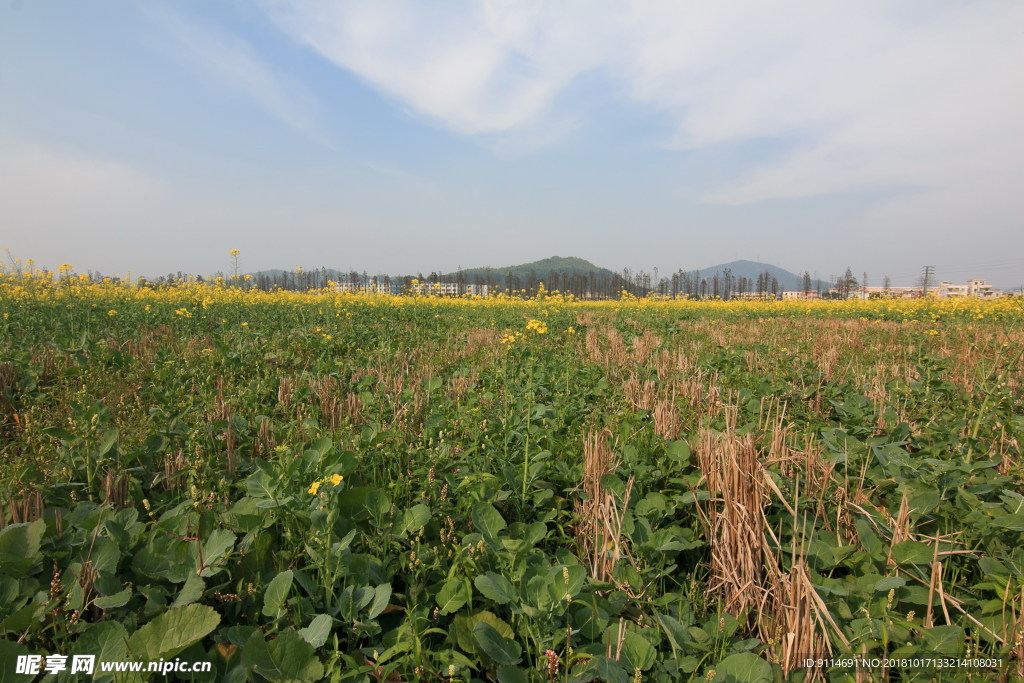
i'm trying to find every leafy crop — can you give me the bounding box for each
[1,271,1023,681]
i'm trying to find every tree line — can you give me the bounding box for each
[93,266,892,300]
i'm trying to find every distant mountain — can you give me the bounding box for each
[445,256,616,281]
[246,257,834,293]
[692,260,822,291]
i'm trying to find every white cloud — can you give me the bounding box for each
[263,1,1024,205]
[263,0,616,135]
[152,6,329,145]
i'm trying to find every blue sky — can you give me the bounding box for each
[2,1,1023,287]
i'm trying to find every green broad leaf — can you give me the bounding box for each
[522,521,547,546]
[547,564,587,603]
[242,630,324,682]
[907,489,940,515]
[363,489,392,520]
[199,529,236,574]
[436,578,470,615]
[1,603,39,634]
[395,504,431,536]
[856,519,884,556]
[524,573,555,611]
[96,427,119,457]
[336,585,374,620]
[93,588,131,609]
[898,585,935,606]
[69,621,132,683]
[373,639,413,665]
[245,469,277,499]
[891,541,934,566]
[993,514,1024,531]
[0,638,31,682]
[978,557,1010,581]
[42,425,75,443]
[298,614,333,649]
[88,536,121,574]
[472,503,507,540]
[331,528,357,555]
[496,666,530,683]
[687,625,712,648]
[308,436,333,457]
[128,604,220,659]
[591,657,629,683]
[255,495,293,509]
[222,497,268,534]
[474,573,516,604]
[262,569,294,618]
[922,624,965,653]
[454,611,514,653]
[171,572,205,608]
[473,622,522,666]
[714,652,773,682]
[656,613,688,655]
[141,433,169,453]
[666,440,691,464]
[620,632,656,671]
[132,532,191,583]
[367,583,392,619]
[0,519,45,576]
[873,576,906,592]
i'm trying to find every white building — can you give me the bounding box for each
[937,279,1000,299]
[409,282,490,297]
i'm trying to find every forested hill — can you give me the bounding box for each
[445,256,615,281]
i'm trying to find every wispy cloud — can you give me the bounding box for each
[263,1,1024,205]
[263,1,614,137]
[152,5,330,146]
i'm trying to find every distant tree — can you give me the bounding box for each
[839,267,858,299]
[456,267,467,294]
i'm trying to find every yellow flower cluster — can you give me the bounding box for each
[1,262,1022,325]
[525,319,548,334]
[500,330,524,347]
[307,473,344,495]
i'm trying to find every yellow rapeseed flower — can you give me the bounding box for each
[308,480,322,495]
[330,474,343,486]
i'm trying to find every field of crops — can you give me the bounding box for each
[2,272,1023,682]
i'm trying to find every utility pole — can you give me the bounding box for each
[921,265,934,297]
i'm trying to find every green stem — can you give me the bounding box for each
[522,360,534,500]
